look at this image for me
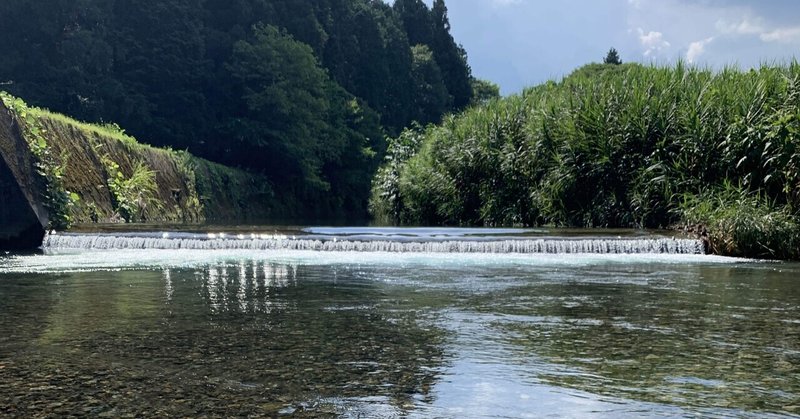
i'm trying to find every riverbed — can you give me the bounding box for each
[0,228,798,417]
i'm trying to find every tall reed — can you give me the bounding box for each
[370,62,800,258]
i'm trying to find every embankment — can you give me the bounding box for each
[0,93,279,248]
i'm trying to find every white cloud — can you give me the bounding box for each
[715,18,764,35]
[715,16,800,44]
[628,0,642,9]
[637,28,671,56]
[687,37,714,63]
[760,26,800,43]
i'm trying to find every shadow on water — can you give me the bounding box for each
[0,261,447,417]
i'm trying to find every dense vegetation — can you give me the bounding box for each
[0,0,481,220]
[1,92,280,227]
[371,62,800,259]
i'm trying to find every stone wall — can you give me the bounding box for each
[0,102,48,249]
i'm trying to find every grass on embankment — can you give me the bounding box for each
[678,184,799,260]
[370,62,800,259]
[1,92,277,228]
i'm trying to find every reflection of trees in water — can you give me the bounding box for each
[488,265,800,412]
[187,261,298,314]
[163,260,446,414]
[0,262,446,417]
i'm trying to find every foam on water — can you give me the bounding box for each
[42,232,705,254]
[0,249,754,274]
[0,230,755,274]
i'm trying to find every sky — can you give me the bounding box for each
[431,0,800,94]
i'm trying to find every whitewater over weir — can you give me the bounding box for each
[42,228,706,255]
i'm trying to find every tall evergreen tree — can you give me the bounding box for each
[110,0,209,151]
[430,0,473,110]
[392,0,433,46]
[604,47,622,65]
[410,44,450,125]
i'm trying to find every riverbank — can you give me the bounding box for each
[369,62,800,260]
[0,93,280,247]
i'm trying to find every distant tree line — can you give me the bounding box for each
[0,0,484,220]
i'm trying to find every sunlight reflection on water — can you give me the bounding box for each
[0,235,796,417]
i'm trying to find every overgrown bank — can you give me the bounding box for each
[370,62,800,260]
[1,92,280,232]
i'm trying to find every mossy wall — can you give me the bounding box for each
[0,94,278,233]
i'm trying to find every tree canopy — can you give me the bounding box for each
[470,78,501,106]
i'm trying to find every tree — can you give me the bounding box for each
[430,0,473,110]
[110,0,209,151]
[470,78,500,106]
[604,48,622,65]
[224,24,331,188]
[393,0,433,46]
[223,23,384,217]
[410,44,450,125]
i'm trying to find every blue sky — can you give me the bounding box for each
[433,0,800,94]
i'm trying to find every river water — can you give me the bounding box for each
[0,228,798,417]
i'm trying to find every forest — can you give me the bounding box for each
[0,0,496,221]
[370,62,800,259]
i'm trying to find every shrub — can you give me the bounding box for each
[103,158,161,223]
[678,184,799,260]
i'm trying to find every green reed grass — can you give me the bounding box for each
[370,61,800,258]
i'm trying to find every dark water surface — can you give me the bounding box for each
[0,240,799,417]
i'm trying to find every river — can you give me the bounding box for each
[0,227,798,417]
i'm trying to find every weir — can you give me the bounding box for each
[42,232,705,254]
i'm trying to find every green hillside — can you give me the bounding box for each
[0,0,483,219]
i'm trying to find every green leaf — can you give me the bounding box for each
[736,156,747,168]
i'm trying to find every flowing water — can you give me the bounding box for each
[0,227,798,417]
